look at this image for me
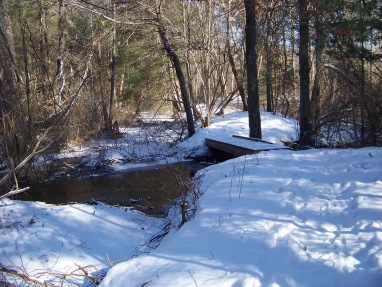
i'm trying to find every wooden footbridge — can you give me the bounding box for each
[205,135,290,160]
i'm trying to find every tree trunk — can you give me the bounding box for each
[228,53,248,111]
[94,40,109,129]
[311,1,325,133]
[360,39,366,145]
[298,0,313,147]
[282,25,288,117]
[108,1,116,131]
[244,0,261,139]
[226,0,247,111]
[183,1,198,123]
[226,0,248,112]
[204,0,212,126]
[39,0,48,76]
[56,0,66,104]
[21,20,32,138]
[265,12,273,113]
[157,18,195,137]
[0,0,21,100]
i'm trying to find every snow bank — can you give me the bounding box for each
[2,110,381,287]
[101,147,382,287]
[0,200,163,286]
[178,110,297,158]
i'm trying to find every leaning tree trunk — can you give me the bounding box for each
[157,19,195,137]
[244,0,262,139]
[226,0,248,111]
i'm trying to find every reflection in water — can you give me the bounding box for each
[15,162,206,216]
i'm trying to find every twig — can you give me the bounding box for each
[238,156,247,199]
[207,250,214,260]
[106,253,112,267]
[0,264,57,287]
[229,159,236,202]
[69,240,91,251]
[187,269,199,287]
[49,264,102,286]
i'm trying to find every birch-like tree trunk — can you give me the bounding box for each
[56,0,66,105]
[108,0,116,131]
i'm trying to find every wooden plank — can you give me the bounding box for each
[232,134,273,144]
[205,136,290,158]
[205,138,259,157]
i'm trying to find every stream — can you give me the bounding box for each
[15,161,207,216]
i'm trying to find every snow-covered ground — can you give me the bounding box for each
[53,110,298,174]
[101,147,382,287]
[0,201,164,286]
[1,110,382,287]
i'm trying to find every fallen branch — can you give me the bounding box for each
[0,187,30,201]
[55,264,101,286]
[1,263,103,287]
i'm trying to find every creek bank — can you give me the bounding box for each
[14,161,208,216]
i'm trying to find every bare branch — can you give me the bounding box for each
[69,2,156,25]
[0,187,30,201]
[0,264,57,287]
[0,45,95,191]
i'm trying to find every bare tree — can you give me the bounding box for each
[224,0,248,112]
[311,0,325,133]
[298,0,313,146]
[108,0,117,131]
[0,45,95,199]
[155,4,195,137]
[244,0,262,139]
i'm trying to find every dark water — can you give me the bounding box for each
[15,162,206,216]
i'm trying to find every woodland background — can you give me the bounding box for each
[0,0,381,185]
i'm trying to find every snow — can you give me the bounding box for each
[205,135,288,152]
[1,110,382,287]
[0,200,163,286]
[100,147,382,287]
